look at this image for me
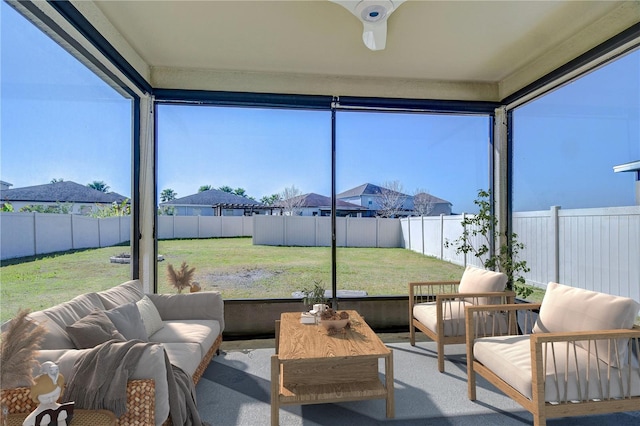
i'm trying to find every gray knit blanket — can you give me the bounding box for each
[62,339,202,426]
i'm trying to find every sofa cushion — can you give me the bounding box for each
[39,292,106,332]
[458,265,508,304]
[104,302,148,341]
[97,280,145,310]
[161,342,202,377]
[149,319,221,359]
[66,309,125,349]
[23,311,74,350]
[474,335,640,402]
[136,296,164,338]
[533,282,640,366]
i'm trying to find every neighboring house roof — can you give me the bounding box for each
[613,160,640,175]
[0,181,128,204]
[161,189,263,207]
[282,193,368,210]
[337,183,408,198]
[413,192,452,205]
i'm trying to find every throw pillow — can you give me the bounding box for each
[66,309,125,349]
[105,302,148,341]
[136,295,164,338]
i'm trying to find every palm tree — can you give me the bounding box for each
[87,180,110,192]
[198,185,212,192]
[233,187,247,197]
[160,188,177,202]
[218,185,233,193]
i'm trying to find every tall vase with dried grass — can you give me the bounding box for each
[0,309,46,419]
[166,261,196,293]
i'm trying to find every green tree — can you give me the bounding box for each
[50,178,64,183]
[218,185,233,193]
[446,189,532,298]
[87,180,110,192]
[160,188,177,202]
[1,202,14,212]
[19,202,73,214]
[260,194,281,206]
[233,187,247,197]
[90,199,131,217]
[198,185,212,192]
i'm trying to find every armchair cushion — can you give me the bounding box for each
[413,301,470,337]
[474,334,640,402]
[458,265,508,304]
[533,282,640,366]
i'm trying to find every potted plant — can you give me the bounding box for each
[300,280,327,309]
[446,189,533,299]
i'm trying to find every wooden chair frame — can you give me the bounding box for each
[466,303,640,426]
[409,281,515,372]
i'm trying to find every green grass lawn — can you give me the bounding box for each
[1,237,466,322]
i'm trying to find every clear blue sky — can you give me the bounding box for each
[2,2,639,213]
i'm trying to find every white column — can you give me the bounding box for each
[494,106,509,252]
[138,95,156,293]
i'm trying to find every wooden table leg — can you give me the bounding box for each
[271,355,280,426]
[385,350,395,418]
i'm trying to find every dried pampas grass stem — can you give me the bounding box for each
[1,309,46,388]
[167,261,196,293]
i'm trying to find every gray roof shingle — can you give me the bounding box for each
[161,189,263,206]
[337,183,408,198]
[0,181,129,204]
[282,193,367,209]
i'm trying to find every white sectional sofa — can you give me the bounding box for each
[7,279,224,425]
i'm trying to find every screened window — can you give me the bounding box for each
[511,49,640,298]
[0,2,133,322]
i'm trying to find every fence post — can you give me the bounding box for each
[70,214,75,250]
[32,212,38,256]
[550,206,560,283]
[462,213,467,267]
[440,214,444,260]
[421,215,425,255]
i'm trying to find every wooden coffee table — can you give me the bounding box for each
[271,310,394,425]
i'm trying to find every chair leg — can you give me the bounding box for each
[409,321,415,346]
[467,366,476,400]
[437,340,445,373]
[532,413,546,426]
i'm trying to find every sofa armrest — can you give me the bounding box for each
[147,291,225,332]
[36,345,169,426]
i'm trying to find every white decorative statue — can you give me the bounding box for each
[23,361,68,426]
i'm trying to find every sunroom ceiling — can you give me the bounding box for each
[80,0,640,101]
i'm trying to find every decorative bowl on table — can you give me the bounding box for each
[318,309,350,332]
[319,318,350,330]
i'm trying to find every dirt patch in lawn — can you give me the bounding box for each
[202,268,282,289]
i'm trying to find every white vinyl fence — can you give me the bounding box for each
[2,207,638,300]
[157,215,253,239]
[0,212,130,260]
[252,215,402,248]
[0,213,253,260]
[402,206,640,300]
